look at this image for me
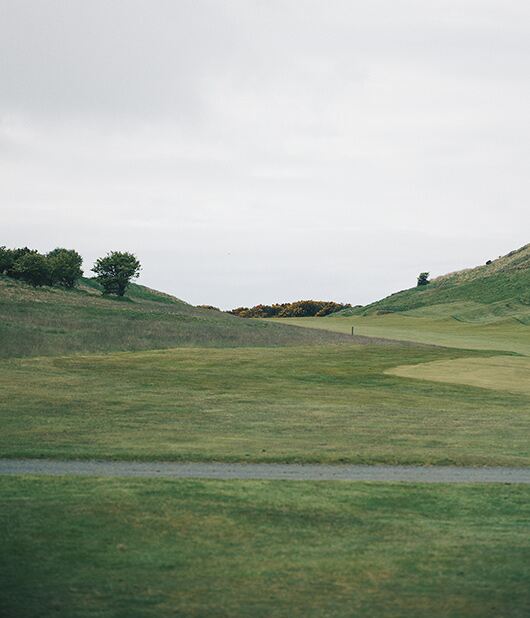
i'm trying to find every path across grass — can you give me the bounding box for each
[2,459,530,483]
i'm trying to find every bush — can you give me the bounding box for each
[230,300,351,318]
[92,251,141,296]
[0,247,14,274]
[11,252,51,286]
[417,272,430,287]
[47,248,83,287]
[1,247,33,277]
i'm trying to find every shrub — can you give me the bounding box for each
[12,252,51,286]
[92,251,141,296]
[0,247,14,274]
[47,248,83,287]
[230,300,351,318]
[4,247,33,277]
[417,272,430,287]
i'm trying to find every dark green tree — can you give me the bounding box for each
[92,251,141,296]
[417,272,430,286]
[0,246,14,274]
[12,252,51,286]
[4,247,33,277]
[47,248,83,287]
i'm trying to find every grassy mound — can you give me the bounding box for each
[337,244,530,323]
[0,276,350,358]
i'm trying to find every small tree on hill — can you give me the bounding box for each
[92,251,141,296]
[417,272,430,287]
[12,252,51,286]
[47,248,83,287]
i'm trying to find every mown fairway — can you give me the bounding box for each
[270,312,530,355]
[269,311,530,398]
[1,344,529,466]
[1,476,529,618]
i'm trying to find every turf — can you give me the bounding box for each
[387,356,530,396]
[1,476,529,618]
[1,345,528,466]
[270,314,530,355]
[0,276,349,358]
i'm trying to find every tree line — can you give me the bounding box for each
[229,300,351,318]
[0,246,141,296]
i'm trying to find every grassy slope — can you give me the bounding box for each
[337,243,530,322]
[1,476,529,618]
[0,276,350,358]
[270,245,530,356]
[268,245,530,399]
[1,345,528,466]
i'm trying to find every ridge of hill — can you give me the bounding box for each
[337,244,530,323]
[0,276,350,358]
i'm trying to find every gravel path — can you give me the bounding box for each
[1,459,529,483]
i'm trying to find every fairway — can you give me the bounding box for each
[269,314,530,355]
[1,344,529,466]
[1,476,529,618]
[387,356,530,396]
[269,314,530,396]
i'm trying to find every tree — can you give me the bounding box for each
[417,272,430,287]
[47,248,83,287]
[12,252,51,286]
[4,247,33,277]
[92,251,141,296]
[0,247,14,274]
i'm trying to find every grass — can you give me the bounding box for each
[387,356,530,396]
[337,243,530,319]
[1,344,529,466]
[0,276,349,358]
[1,476,529,618]
[271,313,530,355]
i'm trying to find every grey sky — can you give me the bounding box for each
[1,0,529,308]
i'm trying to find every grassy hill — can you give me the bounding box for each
[268,244,530,358]
[337,243,530,324]
[0,276,350,358]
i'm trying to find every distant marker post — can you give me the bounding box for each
[351,326,354,336]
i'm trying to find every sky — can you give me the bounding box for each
[1,0,529,309]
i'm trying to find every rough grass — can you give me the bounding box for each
[337,243,530,320]
[0,276,351,358]
[1,345,528,466]
[1,476,529,618]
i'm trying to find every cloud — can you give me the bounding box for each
[1,0,529,307]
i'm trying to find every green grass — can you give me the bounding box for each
[0,276,349,358]
[1,344,528,466]
[1,476,529,618]
[387,356,530,396]
[271,313,530,355]
[336,243,530,320]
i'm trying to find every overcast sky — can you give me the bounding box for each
[1,1,529,308]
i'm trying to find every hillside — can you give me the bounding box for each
[0,277,350,358]
[337,244,530,324]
